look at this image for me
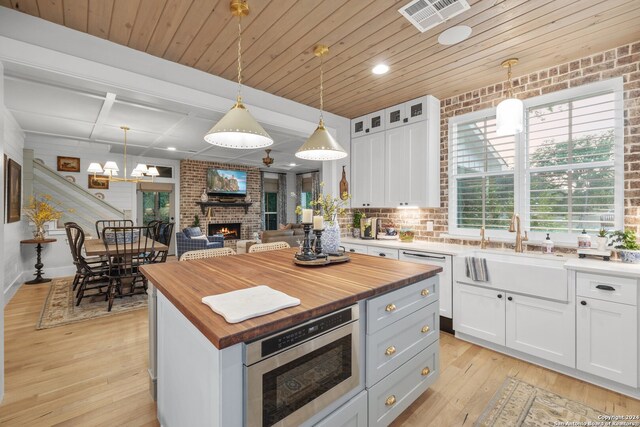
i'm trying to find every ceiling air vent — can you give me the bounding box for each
[399,0,470,33]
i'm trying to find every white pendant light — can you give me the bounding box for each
[204,0,273,149]
[296,45,347,161]
[87,162,103,174]
[496,58,524,136]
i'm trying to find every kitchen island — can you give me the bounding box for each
[141,248,441,427]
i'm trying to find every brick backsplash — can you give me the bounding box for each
[340,41,640,248]
[180,159,262,250]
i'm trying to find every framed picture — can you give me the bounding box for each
[6,158,22,223]
[88,175,109,190]
[57,156,81,172]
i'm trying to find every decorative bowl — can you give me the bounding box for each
[399,229,415,242]
[103,230,140,245]
[618,249,640,264]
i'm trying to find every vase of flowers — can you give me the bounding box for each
[23,194,65,240]
[296,183,350,254]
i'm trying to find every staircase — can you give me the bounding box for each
[30,160,126,236]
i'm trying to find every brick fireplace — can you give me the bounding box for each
[208,222,242,240]
[180,160,262,249]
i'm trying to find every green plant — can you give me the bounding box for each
[191,214,201,228]
[609,229,640,250]
[598,228,608,238]
[295,182,350,225]
[353,210,365,229]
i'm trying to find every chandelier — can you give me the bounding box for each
[203,0,273,149]
[86,126,159,183]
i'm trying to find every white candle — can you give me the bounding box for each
[313,215,324,230]
[302,209,313,224]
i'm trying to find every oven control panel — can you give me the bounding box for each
[261,308,353,357]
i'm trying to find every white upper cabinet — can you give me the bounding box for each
[351,95,440,208]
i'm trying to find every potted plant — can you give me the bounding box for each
[595,228,609,251]
[191,214,201,229]
[609,229,640,263]
[23,194,67,240]
[352,211,365,238]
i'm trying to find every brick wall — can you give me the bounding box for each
[180,159,261,249]
[341,41,640,248]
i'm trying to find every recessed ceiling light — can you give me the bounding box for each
[372,63,390,75]
[167,147,176,151]
[289,163,297,167]
[438,25,472,45]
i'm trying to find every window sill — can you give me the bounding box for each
[440,233,581,249]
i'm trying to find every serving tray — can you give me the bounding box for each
[293,253,351,266]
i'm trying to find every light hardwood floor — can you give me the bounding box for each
[1,282,639,426]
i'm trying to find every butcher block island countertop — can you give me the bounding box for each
[140,248,442,349]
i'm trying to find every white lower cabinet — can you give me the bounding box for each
[314,390,367,427]
[577,297,638,387]
[342,243,368,255]
[454,283,506,345]
[505,293,575,367]
[367,246,399,259]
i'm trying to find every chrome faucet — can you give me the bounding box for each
[480,226,490,249]
[508,213,528,253]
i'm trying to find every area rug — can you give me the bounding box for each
[37,276,147,329]
[475,377,610,426]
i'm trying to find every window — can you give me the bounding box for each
[264,192,278,230]
[449,79,623,242]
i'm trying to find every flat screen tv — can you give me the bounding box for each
[207,168,247,196]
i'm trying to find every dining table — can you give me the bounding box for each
[84,237,169,257]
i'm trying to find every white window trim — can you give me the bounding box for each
[448,78,624,244]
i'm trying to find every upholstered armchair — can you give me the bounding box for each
[176,227,224,259]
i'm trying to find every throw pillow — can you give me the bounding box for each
[184,227,203,237]
[190,234,209,241]
[279,223,292,230]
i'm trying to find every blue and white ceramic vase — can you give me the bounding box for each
[618,249,640,263]
[322,219,341,254]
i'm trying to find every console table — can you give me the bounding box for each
[20,238,57,284]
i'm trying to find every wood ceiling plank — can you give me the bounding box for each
[127,0,166,51]
[108,0,141,45]
[327,0,636,114]
[341,9,640,117]
[11,0,39,15]
[258,0,405,94]
[145,0,193,57]
[194,0,273,73]
[238,0,343,82]
[294,0,548,106]
[36,0,63,24]
[63,0,88,32]
[208,0,297,77]
[176,0,233,67]
[87,0,113,39]
[162,0,219,62]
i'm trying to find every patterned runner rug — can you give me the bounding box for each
[37,276,147,329]
[475,377,610,426]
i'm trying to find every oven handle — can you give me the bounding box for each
[402,251,446,260]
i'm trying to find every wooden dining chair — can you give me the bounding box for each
[149,221,175,263]
[179,247,236,261]
[95,219,134,239]
[102,226,153,311]
[65,222,110,305]
[248,242,291,253]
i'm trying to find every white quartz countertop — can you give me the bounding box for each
[342,237,640,278]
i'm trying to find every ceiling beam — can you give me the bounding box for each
[90,92,116,140]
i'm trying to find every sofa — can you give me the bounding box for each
[176,227,224,259]
[260,224,305,247]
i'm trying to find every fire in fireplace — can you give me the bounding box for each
[208,223,241,240]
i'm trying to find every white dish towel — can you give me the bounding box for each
[201,285,301,324]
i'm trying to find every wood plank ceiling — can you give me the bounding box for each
[2,0,640,118]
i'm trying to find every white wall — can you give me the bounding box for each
[3,107,28,303]
[0,60,5,403]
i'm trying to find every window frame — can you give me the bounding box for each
[448,78,624,244]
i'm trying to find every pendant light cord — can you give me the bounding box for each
[506,62,513,98]
[319,53,324,124]
[123,127,127,178]
[236,16,243,104]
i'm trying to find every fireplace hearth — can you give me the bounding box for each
[208,223,241,240]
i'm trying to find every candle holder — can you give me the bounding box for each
[313,229,326,257]
[295,223,317,261]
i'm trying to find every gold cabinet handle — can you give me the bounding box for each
[385,395,396,406]
[385,303,396,312]
[421,367,430,376]
[421,325,430,334]
[421,289,430,297]
[385,346,396,356]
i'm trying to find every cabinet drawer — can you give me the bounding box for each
[367,247,399,259]
[368,341,439,427]
[314,390,367,427]
[366,303,439,387]
[367,277,438,334]
[400,251,453,319]
[342,243,368,255]
[577,272,637,306]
